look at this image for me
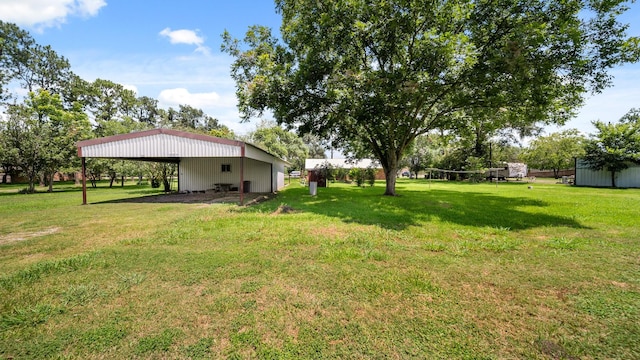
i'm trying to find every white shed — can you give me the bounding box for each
[575,159,640,188]
[77,129,290,204]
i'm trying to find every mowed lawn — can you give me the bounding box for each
[0,179,638,359]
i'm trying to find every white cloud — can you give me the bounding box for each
[0,0,106,29]
[158,88,225,108]
[122,84,138,95]
[159,27,210,54]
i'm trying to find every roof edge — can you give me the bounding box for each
[77,128,245,148]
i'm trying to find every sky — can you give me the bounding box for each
[1,0,639,138]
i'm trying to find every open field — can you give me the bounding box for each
[0,179,639,359]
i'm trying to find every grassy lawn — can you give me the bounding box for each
[0,179,638,359]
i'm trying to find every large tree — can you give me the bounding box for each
[582,111,640,187]
[223,0,639,195]
[523,129,586,178]
[247,121,309,170]
[0,90,91,192]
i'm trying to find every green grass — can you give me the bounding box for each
[0,179,638,359]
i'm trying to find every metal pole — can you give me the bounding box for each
[81,157,87,205]
[239,145,245,205]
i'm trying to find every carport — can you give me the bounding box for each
[77,128,290,205]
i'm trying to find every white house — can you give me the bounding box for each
[77,128,290,204]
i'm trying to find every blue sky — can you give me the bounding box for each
[1,0,639,138]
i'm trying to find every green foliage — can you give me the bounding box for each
[524,129,586,177]
[465,156,487,183]
[401,134,437,177]
[248,121,309,170]
[582,110,640,187]
[349,168,365,187]
[223,0,639,196]
[365,167,377,187]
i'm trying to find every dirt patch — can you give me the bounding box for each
[0,227,61,245]
[536,339,578,360]
[97,191,273,205]
[272,204,298,215]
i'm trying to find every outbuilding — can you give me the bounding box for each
[574,158,640,188]
[77,128,290,204]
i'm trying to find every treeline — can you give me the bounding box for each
[399,109,640,186]
[0,21,234,193]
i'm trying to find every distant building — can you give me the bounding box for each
[304,158,384,187]
[575,159,640,188]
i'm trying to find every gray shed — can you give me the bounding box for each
[77,128,290,204]
[575,158,640,188]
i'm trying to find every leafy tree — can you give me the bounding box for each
[86,79,138,134]
[0,21,34,103]
[248,121,308,170]
[2,98,50,192]
[303,133,327,159]
[146,162,177,192]
[135,96,161,127]
[209,125,236,139]
[349,168,365,187]
[223,0,639,195]
[365,167,377,187]
[1,91,90,192]
[0,21,74,102]
[582,112,640,187]
[401,134,438,178]
[523,129,585,178]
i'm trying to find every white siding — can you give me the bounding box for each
[274,162,286,190]
[180,158,242,191]
[246,145,276,163]
[243,158,273,193]
[576,160,640,188]
[179,157,278,192]
[617,167,640,188]
[83,134,241,158]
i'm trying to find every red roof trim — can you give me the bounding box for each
[77,128,245,148]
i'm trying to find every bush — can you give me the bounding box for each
[365,167,376,187]
[349,168,365,187]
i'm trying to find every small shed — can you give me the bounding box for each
[574,159,640,188]
[77,129,290,204]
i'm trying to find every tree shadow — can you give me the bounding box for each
[264,185,587,231]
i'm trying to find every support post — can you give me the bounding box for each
[240,145,245,205]
[81,157,87,205]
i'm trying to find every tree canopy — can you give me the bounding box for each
[223,0,640,195]
[1,21,235,191]
[523,129,586,178]
[583,110,640,187]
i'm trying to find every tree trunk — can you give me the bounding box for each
[383,166,397,196]
[27,169,36,193]
[611,171,616,188]
[553,168,559,179]
[48,172,54,193]
[121,175,124,187]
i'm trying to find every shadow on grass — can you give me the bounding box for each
[262,185,587,231]
[92,192,269,205]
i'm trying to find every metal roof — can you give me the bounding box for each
[77,128,290,165]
